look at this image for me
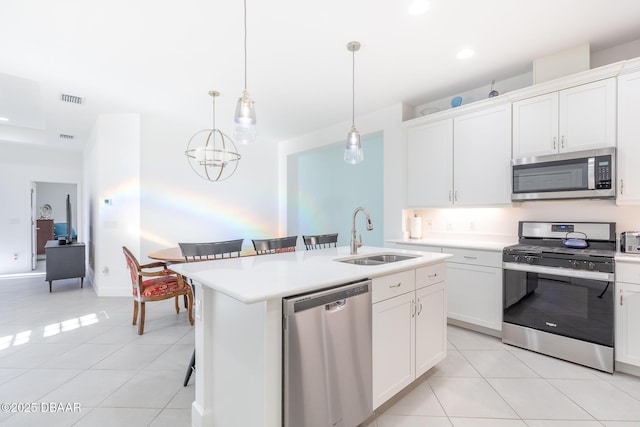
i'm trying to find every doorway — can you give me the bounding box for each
[32,182,78,271]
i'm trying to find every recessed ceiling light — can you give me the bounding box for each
[0,117,8,122]
[456,48,475,60]
[408,0,431,15]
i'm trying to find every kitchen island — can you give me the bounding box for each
[170,245,451,427]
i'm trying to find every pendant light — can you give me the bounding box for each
[233,0,257,144]
[185,90,241,182]
[344,41,363,164]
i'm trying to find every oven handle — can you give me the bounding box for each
[503,262,614,282]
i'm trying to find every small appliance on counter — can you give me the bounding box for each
[621,231,640,253]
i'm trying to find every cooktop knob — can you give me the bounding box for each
[588,262,595,270]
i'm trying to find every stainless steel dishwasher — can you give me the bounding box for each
[283,280,372,427]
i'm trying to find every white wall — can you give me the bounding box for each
[83,114,140,296]
[0,142,82,274]
[138,113,280,259]
[279,103,408,245]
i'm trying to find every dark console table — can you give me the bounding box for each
[44,240,86,292]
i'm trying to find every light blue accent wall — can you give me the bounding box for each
[287,132,383,247]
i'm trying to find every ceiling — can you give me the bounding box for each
[2,0,640,151]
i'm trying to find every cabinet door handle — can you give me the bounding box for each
[417,298,423,315]
[411,300,416,318]
[620,289,624,306]
[448,190,452,201]
[428,273,438,278]
[389,282,402,288]
[561,135,565,149]
[463,256,477,260]
[553,136,557,150]
[454,190,458,202]
[621,179,624,195]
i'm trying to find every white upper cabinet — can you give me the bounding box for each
[512,78,616,159]
[512,93,559,158]
[406,104,511,207]
[406,119,453,207]
[617,71,640,204]
[453,104,512,206]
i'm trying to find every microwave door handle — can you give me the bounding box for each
[587,157,595,190]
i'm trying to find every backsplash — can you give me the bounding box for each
[403,200,640,240]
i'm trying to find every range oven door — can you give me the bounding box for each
[503,263,614,348]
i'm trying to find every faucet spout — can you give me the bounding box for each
[351,207,374,255]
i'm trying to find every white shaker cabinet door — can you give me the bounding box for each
[558,78,616,153]
[512,92,559,158]
[406,119,454,207]
[617,71,640,204]
[615,281,640,367]
[372,291,415,409]
[447,262,502,332]
[415,281,447,377]
[453,104,512,206]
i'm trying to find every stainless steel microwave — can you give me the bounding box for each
[511,147,616,201]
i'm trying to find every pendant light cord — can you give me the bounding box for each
[351,47,355,126]
[243,0,248,91]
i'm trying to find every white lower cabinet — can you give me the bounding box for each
[372,264,447,409]
[615,262,640,368]
[415,281,447,376]
[445,248,502,332]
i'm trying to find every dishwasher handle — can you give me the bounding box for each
[325,299,347,311]
[285,280,371,314]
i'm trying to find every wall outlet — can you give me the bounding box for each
[12,253,18,261]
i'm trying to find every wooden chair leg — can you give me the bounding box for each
[175,296,180,314]
[138,302,145,335]
[187,292,194,326]
[133,300,138,325]
[183,294,188,309]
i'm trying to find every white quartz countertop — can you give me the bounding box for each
[388,236,517,252]
[169,246,451,304]
[616,252,640,263]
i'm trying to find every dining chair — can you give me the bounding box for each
[122,246,194,336]
[177,238,244,387]
[303,233,339,250]
[252,236,298,255]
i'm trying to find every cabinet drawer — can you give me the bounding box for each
[416,263,447,289]
[445,247,502,268]
[617,262,640,284]
[372,270,415,303]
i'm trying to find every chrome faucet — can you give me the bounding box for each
[351,207,374,255]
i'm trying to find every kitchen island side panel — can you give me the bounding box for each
[192,283,281,427]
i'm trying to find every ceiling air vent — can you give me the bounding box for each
[59,134,74,140]
[60,93,83,104]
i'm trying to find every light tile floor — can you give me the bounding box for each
[2,272,640,426]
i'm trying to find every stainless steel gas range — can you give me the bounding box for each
[502,221,616,373]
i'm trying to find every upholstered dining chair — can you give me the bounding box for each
[303,233,339,250]
[122,246,194,335]
[177,239,244,387]
[252,236,298,255]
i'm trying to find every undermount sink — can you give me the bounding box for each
[337,253,419,266]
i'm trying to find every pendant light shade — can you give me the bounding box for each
[185,91,241,182]
[344,125,363,164]
[234,0,257,144]
[344,41,363,164]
